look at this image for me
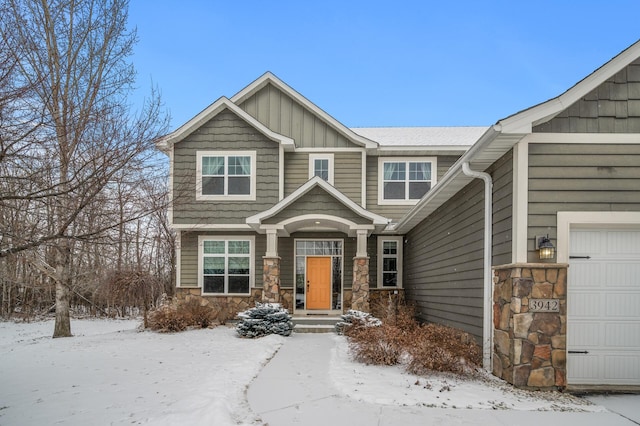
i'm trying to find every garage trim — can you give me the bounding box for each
[557,211,640,263]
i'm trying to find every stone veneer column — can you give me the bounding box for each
[262,257,281,303]
[351,257,370,312]
[492,263,568,390]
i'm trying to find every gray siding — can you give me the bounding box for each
[527,143,640,261]
[366,155,461,221]
[284,151,363,204]
[263,186,369,225]
[403,152,513,341]
[172,109,280,224]
[492,150,513,266]
[179,231,266,288]
[534,59,640,133]
[239,83,359,148]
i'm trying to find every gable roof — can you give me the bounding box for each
[247,176,389,233]
[395,39,640,233]
[231,72,379,150]
[154,96,295,153]
[352,126,487,151]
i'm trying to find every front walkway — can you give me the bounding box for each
[247,334,640,426]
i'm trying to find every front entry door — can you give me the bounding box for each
[306,257,331,309]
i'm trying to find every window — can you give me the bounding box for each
[377,237,403,288]
[196,151,256,200]
[199,236,254,294]
[308,153,334,184]
[378,157,436,205]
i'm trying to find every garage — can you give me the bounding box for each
[567,226,640,386]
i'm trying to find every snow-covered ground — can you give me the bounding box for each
[0,318,609,425]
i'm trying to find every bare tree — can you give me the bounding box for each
[0,0,168,336]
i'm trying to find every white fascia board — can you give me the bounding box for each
[246,176,389,227]
[376,145,471,152]
[171,224,253,231]
[230,72,379,149]
[155,96,295,151]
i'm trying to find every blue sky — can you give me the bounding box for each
[128,1,640,130]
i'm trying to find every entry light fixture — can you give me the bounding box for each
[536,235,555,260]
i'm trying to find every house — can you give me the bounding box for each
[156,40,640,391]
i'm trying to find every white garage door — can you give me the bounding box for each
[567,227,640,386]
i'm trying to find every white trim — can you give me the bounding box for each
[295,147,365,152]
[361,151,367,208]
[526,133,640,144]
[376,145,470,152]
[557,211,640,263]
[155,96,295,152]
[196,151,256,201]
[279,145,284,201]
[198,235,255,295]
[175,231,182,288]
[377,236,403,288]
[168,149,174,225]
[308,153,334,185]
[377,156,438,206]
[512,141,529,263]
[171,224,252,230]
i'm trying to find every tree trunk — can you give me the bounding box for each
[53,280,71,337]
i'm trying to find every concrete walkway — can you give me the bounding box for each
[248,333,640,426]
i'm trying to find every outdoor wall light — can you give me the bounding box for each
[536,235,555,260]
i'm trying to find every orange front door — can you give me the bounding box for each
[306,257,331,309]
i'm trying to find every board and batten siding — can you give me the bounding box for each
[238,83,358,148]
[284,151,363,204]
[403,151,513,341]
[179,232,266,288]
[527,143,640,262]
[172,110,280,225]
[366,155,461,222]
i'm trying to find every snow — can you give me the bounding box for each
[0,318,632,426]
[351,126,488,147]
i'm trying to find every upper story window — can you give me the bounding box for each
[378,157,437,205]
[196,151,256,201]
[308,153,334,185]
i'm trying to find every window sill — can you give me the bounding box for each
[196,195,256,202]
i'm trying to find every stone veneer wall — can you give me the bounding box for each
[174,287,294,316]
[492,263,568,390]
[351,257,370,312]
[262,257,281,303]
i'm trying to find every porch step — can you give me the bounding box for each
[292,316,341,334]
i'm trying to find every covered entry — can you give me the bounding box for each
[567,226,640,386]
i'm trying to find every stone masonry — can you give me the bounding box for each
[262,257,281,303]
[351,257,370,312]
[492,263,568,390]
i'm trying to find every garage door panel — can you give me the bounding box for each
[604,323,640,347]
[604,356,640,381]
[571,230,604,255]
[606,263,640,287]
[606,293,640,317]
[570,292,601,317]
[568,321,602,346]
[568,355,600,382]
[607,231,640,255]
[570,262,604,288]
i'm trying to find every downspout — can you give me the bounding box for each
[461,162,493,371]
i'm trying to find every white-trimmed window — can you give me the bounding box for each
[378,157,436,205]
[308,153,334,184]
[196,151,256,200]
[377,237,403,287]
[199,236,254,295]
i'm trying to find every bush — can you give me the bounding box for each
[236,303,293,338]
[335,309,382,335]
[344,303,481,376]
[147,298,219,332]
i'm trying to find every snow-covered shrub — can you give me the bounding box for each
[236,303,293,338]
[334,309,381,335]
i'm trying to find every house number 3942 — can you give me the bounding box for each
[529,299,560,312]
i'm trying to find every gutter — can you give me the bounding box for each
[461,162,493,371]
